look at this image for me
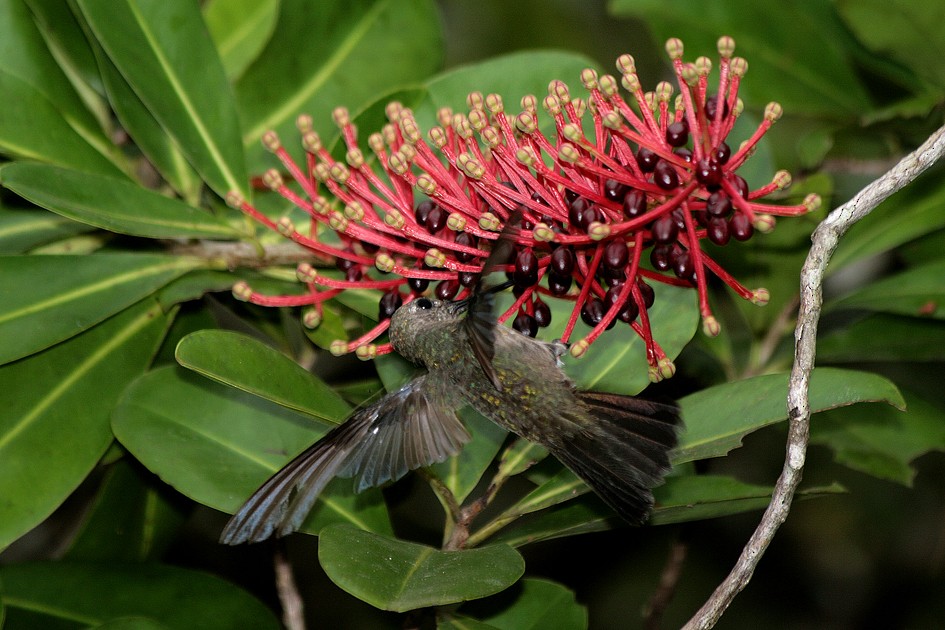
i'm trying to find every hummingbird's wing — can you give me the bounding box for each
[219,375,470,544]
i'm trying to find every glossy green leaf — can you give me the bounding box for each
[78,0,248,198]
[488,500,614,548]
[0,0,116,166]
[175,329,350,423]
[204,0,280,81]
[65,459,188,562]
[112,366,392,535]
[610,0,872,117]
[0,253,197,365]
[0,163,240,239]
[0,561,280,630]
[651,476,845,525]
[496,440,548,479]
[237,0,442,172]
[0,69,122,176]
[829,259,945,319]
[818,314,945,362]
[0,298,172,550]
[811,390,945,486]
[0,207,91,254]
[674,368,905,463]
[318,524,525,612]
[471,578,587,630]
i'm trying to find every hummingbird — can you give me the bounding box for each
[220,245,681,545]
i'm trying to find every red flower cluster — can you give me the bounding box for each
[226,36,819,381]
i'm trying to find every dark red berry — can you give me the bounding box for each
[408,276,429,293]
[729,212,754,241]
[415,200,435,227]
[730,174,749,199]
[637,279,655,308]
[706,191,732,218]
[568,196,590,228]
[622,188,647,218]
[547,272,572,296]
[654,160,679,190]
[581,297,610,328]
[650,243,673,271]
[513,248,539,287]
[458,271,479,287]
[336,256,356,272]
[605,287,639,323]
[693,210,708,227]
[636,147,659,173]
[672,250,696,282]
[707,217,730,246]
[665,120,689,147]
[345,266,362,282]
[604,178,627,202]
[671,208,687,230]
[603,240,629,271]
[454,231,478,263]
[426,205,446,233]
[360,241,380,254]
[674,148,692,163]
[714,142,731,164]
[378,291,403,321]
[705,94,729,120]
[533,297,551,327]
[435,279,459,300]
[550,246,575,276]
[651,215,678,244]
[695,157,722,189]
[513,312,539,337]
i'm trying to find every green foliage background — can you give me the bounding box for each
[1,0,944,628]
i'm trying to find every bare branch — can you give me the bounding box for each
[167,240,317,269]
[274,543,306,630]
[683,123,945,630]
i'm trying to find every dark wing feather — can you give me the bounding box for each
[219,375,469,544]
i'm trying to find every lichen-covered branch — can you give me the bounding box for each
[683,122,945,630]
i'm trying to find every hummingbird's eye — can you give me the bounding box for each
[414,298,433,310]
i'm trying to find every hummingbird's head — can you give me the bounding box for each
[388,297,467,363]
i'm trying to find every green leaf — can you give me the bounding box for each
[64,459,188,562]
[496,439,548,479]
[0,0,116,167]
[0,561,280,630]
[112,365,392,535]
[829,259,945,319]
[93,618,170,630]
[237,0,443,172]
[175,329,350,423]
[650,475,845,525]
[438,616,501,630]
[318,524,525,612]
[811,390,945,486]
[78,0,248,198]
[204,0,280,81]
[818,314,945,362]
[0,253,197,365]
[609,0,872,117]
[0,207,92,254]
[0,69,122,176]
[468,578,587,630]
[430,408,508,504]
[674,367,906,463]
[0,298,172,550]
[0,163,240,239]
[488,500,615,548]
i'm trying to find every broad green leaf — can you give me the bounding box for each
[430,408,508,504]
[0,207,92,254]
[470,579,587,630]
[93,618,170,630]
[439,616,501,630]
[0,298,172,550]
[0,561,280,630]
[496,439,548,479]
[318,524,524,612]
[175,329,350,423]
[237,0,442,172]
[811,390,945,486]
[650,476,845,525]
[674,368,905,463]
[818,314,945,362]
[78,0,248,198]
[156,270,242,309]
[831,170,945,270]
[0,163,240,239]
[488,500,614,548]
[112,365,392,535]
[0,0,116,166]
[204,0,280,81]
[829,259,945,319]
[0,69,122,176]
[609,0,872,117]
[64,459,188,562]
[837,1,945,93]
[0,253,198,365]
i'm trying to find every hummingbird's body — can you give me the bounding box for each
[220,291,680,545]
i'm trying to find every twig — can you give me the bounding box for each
[643,537,689,630]
[274,542,306,630]
[167,240,317,269]
[683,122,945,630]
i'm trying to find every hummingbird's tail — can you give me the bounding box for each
[550,391,681,525]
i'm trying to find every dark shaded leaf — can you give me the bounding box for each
[0,208,92,254]
[818,314,945,362]
[829,259,945,319]
[203,0,280,81]
[468,578,587,630]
